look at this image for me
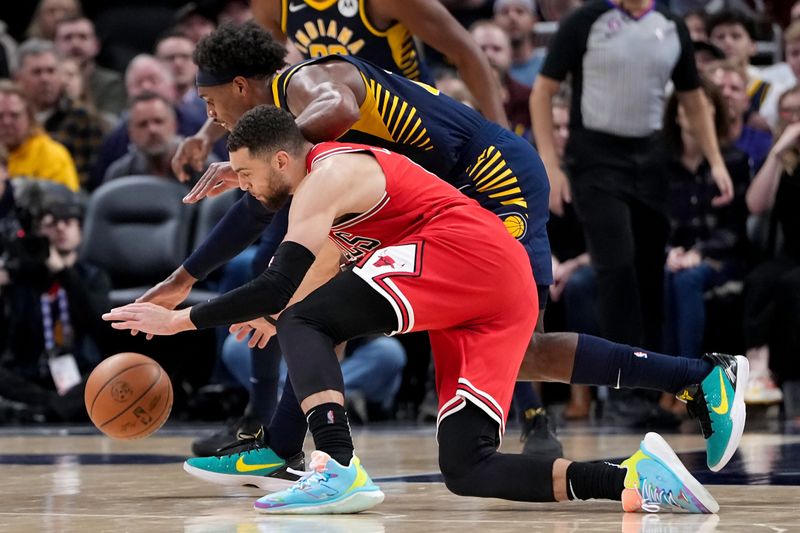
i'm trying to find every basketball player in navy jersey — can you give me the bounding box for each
[134,23,749,492]
[251,0,506,124]
[105,105,727,515]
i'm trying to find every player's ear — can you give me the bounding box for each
[274,150,290,170]
[232,76,248,95]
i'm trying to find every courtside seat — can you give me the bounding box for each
[80,176,216,307]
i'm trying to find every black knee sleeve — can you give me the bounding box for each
[437,403,557,502]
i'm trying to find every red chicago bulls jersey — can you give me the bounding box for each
[307,142,479,264]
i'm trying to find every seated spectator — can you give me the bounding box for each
[684,9,709,42]
[493,0,545,87]
[793,0,800,24]
[693,40,725,76]
[104,92,215,183]
[470,20,532,140]
[710,60,773,173]
[434,70,476,109]
[26,0,81,41]
[0,193,111,421]
[758,21,800,123]
[661,80,750,366]
[92,54,220,186]
[0,20,17,79]
[742,85,800,409]
[221,334,407,422]
[217,0,252,26]
[154,30,207,122]
[175,2,217,45]
[15,38,107,189]
[54,15,127,118]
[0,80,78,191]
[708,9,778,127]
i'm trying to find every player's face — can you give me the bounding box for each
[198,84,252,131]
[709,24,755,65]
[229,147,292,212]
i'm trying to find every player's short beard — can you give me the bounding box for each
[262,180,291,212]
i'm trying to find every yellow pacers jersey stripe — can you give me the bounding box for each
[466,145,526,209]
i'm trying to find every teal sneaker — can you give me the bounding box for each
[253,450,385,514]
[621,432,719,514]
[183,428,304,491]
[677,353,749,472]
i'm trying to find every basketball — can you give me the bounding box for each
[84,352,173,440]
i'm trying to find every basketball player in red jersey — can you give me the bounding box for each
[105,105,720,515]
[251,0,506,125]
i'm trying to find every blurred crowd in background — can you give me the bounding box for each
[0,0,799,434]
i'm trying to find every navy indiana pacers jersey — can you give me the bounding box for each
[272,54,554,286]
[280,0,433,84]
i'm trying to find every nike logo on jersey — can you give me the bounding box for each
[710,369,729,415]
[235,456,283,473]
[288,2,307,12]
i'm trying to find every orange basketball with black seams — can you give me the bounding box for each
[84,352,173,440]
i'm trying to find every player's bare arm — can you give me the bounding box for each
[251,0,288,43]
[372,0,508,127]
[284,63,367,142]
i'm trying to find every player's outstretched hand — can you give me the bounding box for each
[173,135,211,183]
[230,318,276,349]
[131,267,196,339]
[182,161,239,204]
[102,304,194,336]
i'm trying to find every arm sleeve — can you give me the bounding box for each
[183,194,274,280]
[670,17,701,92]
[189,240,316,329]
[539,6,595,82]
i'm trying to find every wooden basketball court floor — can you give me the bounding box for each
[0,422,798,533]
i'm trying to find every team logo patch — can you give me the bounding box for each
[502,213,527,239]
[374,254,402,269]
[338,0,357,17]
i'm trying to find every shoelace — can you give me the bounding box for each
[285,466,329,491]
[639,478,682,513]
[683,385,714,439]
[214,428,265,456]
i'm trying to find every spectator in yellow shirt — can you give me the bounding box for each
[0,80,79,191]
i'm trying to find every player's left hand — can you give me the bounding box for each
[710,162,734,207]
[230,318,276,349]
[102,304,195,336]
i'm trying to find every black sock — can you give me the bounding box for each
[306,403,353,466]
[268,379,309,460]
[565,461,626,501]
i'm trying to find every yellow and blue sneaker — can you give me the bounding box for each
[677,353,749,472]
[183,428,304,491]
[621,432,719,514]
[254,450,385,514]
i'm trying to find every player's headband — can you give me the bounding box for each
[196,68,265,87]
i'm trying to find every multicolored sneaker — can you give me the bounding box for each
[676,353,749,472]
[621,432,719,514]
[183,428,304,491]
[254,450,385,514]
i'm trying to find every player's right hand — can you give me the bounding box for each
[547,165,572,217]
[182,161,239,204]
[172,135,210,183]
[132,270,195,339]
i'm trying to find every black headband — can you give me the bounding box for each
[196,68,265,87]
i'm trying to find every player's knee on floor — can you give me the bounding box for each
[438,421,497,497]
